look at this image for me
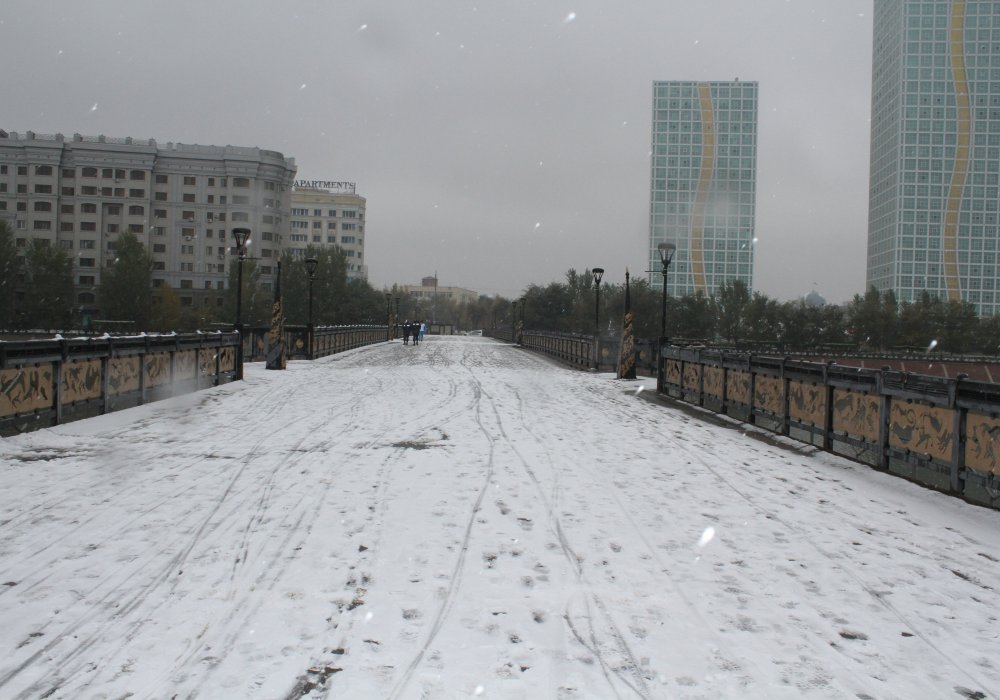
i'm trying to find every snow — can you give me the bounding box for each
[1,336,998,699]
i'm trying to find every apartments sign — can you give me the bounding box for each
[293,179,356,194]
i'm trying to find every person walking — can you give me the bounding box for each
[412,320,419,345]
[419,320,426,342]
[402,320,411,345]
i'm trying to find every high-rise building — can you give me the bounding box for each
[0,130,296,322]
[648,80,758,297]
[289,181,367,280]
[868,0,1000,314]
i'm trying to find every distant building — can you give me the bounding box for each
[289,182,367,280]
[648,80,758,297]
[0,130,296,320]
[867,1,1000,314]
[404,276,478,306]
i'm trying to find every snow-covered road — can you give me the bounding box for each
[1,336,998,700]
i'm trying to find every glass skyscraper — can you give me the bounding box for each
[868,0,1000,314]
[648,80,758,296]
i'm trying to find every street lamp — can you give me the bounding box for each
[511,299,518,342]
[232,227,251,380]
[385,292,392,342]
[592,267,604,369]
[394,296,400,339]
[657,242,676,391]
[305,257,318,359]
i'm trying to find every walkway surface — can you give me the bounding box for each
[1,336,999,700]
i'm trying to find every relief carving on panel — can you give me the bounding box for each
[966,412,1000,476]
[199,349,217,376]
[108,357,141,396]
[888,401,955,463]
[726,370,751,405]
[788,380,826,426]
[219,346,235,372]
[832,389,880,442]
[703,366,724,400]
[63,359,102,403]
[683,363,701,391]
[754,375,784,415]
[0,364,53,417]
[174,351,197,381]
[145,353,171,388]
[665,360,682,386]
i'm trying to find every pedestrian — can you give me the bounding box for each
[402,320,411,345]
[419,321,426,341]
[412,320,419,345]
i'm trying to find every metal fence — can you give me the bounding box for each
[242,324,388,362]
[1,332,238,435]
[660,346,1000,510]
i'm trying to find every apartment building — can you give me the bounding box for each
[0,130,296,320]
[289,182,367,280]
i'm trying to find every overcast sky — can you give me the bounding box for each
[2,0,873,303]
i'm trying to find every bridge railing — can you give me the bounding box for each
[1,332,238,435]
[659,345,1000,510]
[241,324,388,361]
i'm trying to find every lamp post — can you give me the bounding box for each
[394,296,400,339]
[385,293,392,342]
[592,267,604,369]
[232,227,251,380]
[510,299,518,342]
[657,242,676,391]
[305,257,318,359]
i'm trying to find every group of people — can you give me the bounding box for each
[401,320,426,345]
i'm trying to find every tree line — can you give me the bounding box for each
[3,220,1000,354]
[0,224,392,332]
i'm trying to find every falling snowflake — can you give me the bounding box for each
[357,24,368,32]
[90,103,98,112]
[299,83,307,90]
[563,12,576,24]
[697,526,715,548]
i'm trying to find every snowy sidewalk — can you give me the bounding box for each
[1,336,998,699]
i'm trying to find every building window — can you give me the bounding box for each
[79,275,95,285]
[35,165,53,176]
[233,177,250,187]
[130,170,146,181]
[152,261,165,270]
[33,220,52,230]
[181,244,194,254]
[155,174,168,184]
[59,240,73,250]
[81,203,97,214]
[129,205,144,216]
[79,240,95,249]
[34,184,52,194]
[106,224,119,233]
[153,243,166,253]
[82,167,98,177]
[79,257,95,267]
[34,201,52,212]
[129,189,145,198]
[184,176,196,186]
[60,222,74,232]
[180,280,193,289]
[61,186,74,196]
[183,193,196,203]
[128,224,143,233]
[155,192,167,201]
[81,186,98,195]
[80,222,97,231]
[154,209,167,218]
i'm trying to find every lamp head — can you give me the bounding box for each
[305,257,319,278]
[592,267,605,285]
[658,242,676,267]
[232,227,251,251]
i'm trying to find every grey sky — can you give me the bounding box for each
[2,0,873,303]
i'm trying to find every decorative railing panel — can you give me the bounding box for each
[660,346,1000,510]
[1,333,238,435]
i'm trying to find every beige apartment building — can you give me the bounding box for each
[0,130,297,321]
[289,182,367,280]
